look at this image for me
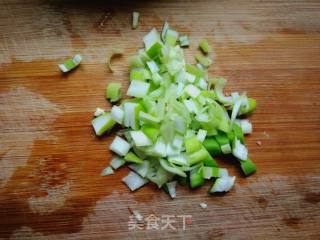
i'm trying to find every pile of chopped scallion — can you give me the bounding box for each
[92,22,257,198]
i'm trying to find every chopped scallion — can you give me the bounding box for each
[132,11,140,29]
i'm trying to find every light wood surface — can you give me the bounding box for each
[1,0,320,239]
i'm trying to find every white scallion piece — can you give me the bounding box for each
[132,11,140,29]
[185,72,196,83]
[168,154,188,166]
[220,143,232,154]
[179,35,189,47]
[127,80,150,98]
[110,157,126,169]
[123,102,138,129]
[177,82,185,97]
[173,116,186,134]
[128,161,150,178]
[196,113,209,123]
[92,113,115,136]
[101,166,114,176]
[166,143,180,156]
[130,131,152,147]
[109,136,131,156]
[161,21,170,42]
[172,135,184,150]
[146,61,159,74]
[235,119,253,134]
[94,108,105,117]
[143,28,160,49]
[183,99,198,113]
[210,176,236,193]
[185,84,201,98]
[166,181,177,198]
[110,105,124,124]
[122,171,148,191]
[232,138,248,161]
[153,137,167,157]
[231,96,245,126]
[198,78,208,90]
[196,129,207,142]
[139,111,161,125]
[199,202,207,209]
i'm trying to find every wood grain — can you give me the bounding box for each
[0,0,320,239]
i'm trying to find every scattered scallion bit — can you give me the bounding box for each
[94,107,105,117]
[199,39,211,54]
[58,54,82,73]
[106,82,121,103]
[110,157,126,169]
[92,22,258,197]
[179,35,189,47]
[132,11,140,29]
[161,21,170,42]
[235,119,252,135]
[165,29,179,46]
[101,166,114,176]
[239,98,257,115]
[132,210,144,222]
[199,202,208,209]
[107,48,123,72]
[195,54,212,68]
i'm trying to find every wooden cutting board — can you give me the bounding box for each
[1,0,320,239]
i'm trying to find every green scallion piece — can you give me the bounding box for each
[240,158,256,176]
[199,39,211,54]
[195,54,212,68]
[106,82,122,103]
[215,132,232,154]
[190,166,204,188]
[124,151,144,164]
[188,147,210,165]
[92,113,115,136]
[203,137,221,156]
[239,98,256,115]
[58,54,82,73]
[185,136,202,153]
[232,123,245,144]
